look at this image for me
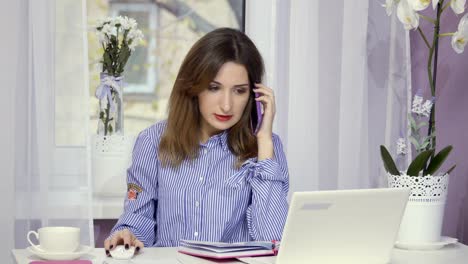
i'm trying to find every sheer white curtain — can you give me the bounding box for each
[13,0,93,250]
[0,1,22,261]
[247,0,411,196]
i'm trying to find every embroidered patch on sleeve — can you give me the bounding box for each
[127,183,142,200]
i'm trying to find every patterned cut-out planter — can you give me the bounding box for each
[388,173,449,244]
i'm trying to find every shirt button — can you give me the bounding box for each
[194,232,199,237]
[203,149,208,155]
[199,177,204,182]
[195,201,200,207]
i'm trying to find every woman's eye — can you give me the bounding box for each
[208,85,219,91]
[234,88,248,94]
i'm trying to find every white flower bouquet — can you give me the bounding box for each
[94,16,144,136]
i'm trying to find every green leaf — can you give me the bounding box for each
[409,136,420,149]
[116,46,131,76]
[110,35,117,44]
[380,145,400,175]
[119,46,130,63]
[423,134,435,142]
[424,145,453,175]
[103,52,113,75]
[445,164,456,175]
[407,149,434,176]
[420,141,430,150]
[408,114,417,130]
[417,121,428,129]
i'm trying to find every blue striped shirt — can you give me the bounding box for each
[110,120,289,247]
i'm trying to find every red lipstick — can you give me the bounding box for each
[214,114,232,122]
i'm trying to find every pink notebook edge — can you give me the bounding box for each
[29,261,92,264]
[178,249,276,260]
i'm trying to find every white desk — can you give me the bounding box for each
[12,243,468,264]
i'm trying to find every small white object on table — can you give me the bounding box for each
[11,243,468,264]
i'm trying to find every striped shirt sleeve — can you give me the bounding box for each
[246,134,289,241]
[109,129,159,246]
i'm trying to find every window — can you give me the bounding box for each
[87,0,245,136]
[109,3,158,95]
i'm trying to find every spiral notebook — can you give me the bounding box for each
[178,240,279,259]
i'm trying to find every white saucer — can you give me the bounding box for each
[395,236,458,250]
[27,245,92,260]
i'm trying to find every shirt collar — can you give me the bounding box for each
[201,130,229,152]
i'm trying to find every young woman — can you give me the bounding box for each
[104,28,289,255]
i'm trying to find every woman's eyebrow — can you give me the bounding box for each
[211,81,249,87]
[233,84,249,88]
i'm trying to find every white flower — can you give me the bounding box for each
[409,0,431,11]
[118,16,138,31]
[127,28,142,40]
[97,31,108,45]
[128,29,144,51]
[101,23,117,37]
[411,93,433,117]
[128,18,138,30]
[397,138,408,155]
[120,17,132,31]
[452,13,468,53]
[96,18,106,28]
[411,94,424,114]
[420,99,433,117]
[451,0,466,15]
[397,0,420,30]
[112,16,124,27]
[384,0,400,16]
[432,0,439,9]
[452,33,467,54]
[413,94,423,105]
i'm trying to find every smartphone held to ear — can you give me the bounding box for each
[251,92,263,135]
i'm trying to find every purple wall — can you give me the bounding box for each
[411,9,468,242]
[94,219,118,247]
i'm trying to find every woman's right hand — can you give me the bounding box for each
[104,229,144,256]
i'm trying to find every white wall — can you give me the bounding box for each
[0,0,20,261]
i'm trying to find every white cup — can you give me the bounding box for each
[27,226,80,253]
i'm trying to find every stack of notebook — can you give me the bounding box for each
[178,240,279,259]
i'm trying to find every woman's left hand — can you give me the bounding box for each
[253,83,275,140]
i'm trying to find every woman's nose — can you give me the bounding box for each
[220,91,232,112]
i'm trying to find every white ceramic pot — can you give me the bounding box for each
[91,135,136,197]
[388,173,449,244]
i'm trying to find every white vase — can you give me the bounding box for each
[388,173,449,244]
[91,134,136,197]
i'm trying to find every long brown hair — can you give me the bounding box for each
[159,28,265,167]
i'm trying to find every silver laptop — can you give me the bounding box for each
[276,188,410,264]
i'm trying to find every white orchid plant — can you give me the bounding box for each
[94,16,144,136]
[380,0,465,177]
